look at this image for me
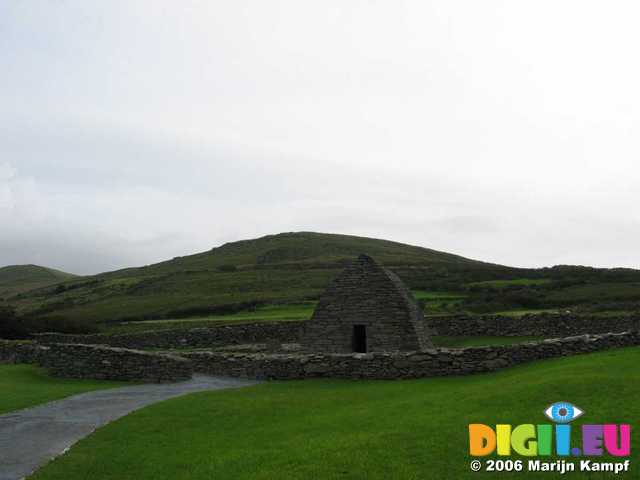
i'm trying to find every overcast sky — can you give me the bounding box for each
[2,1,640,274]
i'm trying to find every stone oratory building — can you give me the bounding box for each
[302,254,434,353]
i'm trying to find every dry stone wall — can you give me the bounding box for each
[0,340,192,382]
[184,331,640,380]
[3,329,640,382]
[33,314,640,352]
[0,340,41,364]
[5,312,640,383]
[35,322,300,349]
[40,344,192,382]
[427,313,640,337]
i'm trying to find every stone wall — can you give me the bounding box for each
[4,329,640,382]
[35,321,301,350]
[0,340,192,382]
[40,344,193,382]
[426,313,640,337]
[11,312,640,383]
[32,314,640,353]
[0,340,41,365]
[184,331,640,380]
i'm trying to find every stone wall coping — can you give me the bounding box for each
[47,342,192,362]
[183,330,640,380]
[33,321,298,340]
[184,331,636,361]
[4,330,639,381]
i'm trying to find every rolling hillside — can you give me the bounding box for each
[99,231,493,276]
[0,265,77,300]
[6,232,640,327]
[7,232,521,324]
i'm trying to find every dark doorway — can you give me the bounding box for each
[352,325,367,353]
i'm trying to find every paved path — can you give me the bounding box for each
[0,375,258,480]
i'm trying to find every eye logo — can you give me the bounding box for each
[544,402,584,424]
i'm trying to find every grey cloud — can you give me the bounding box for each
[2,1,640,273]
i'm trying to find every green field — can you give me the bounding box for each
[6,232,640,331]
[412,291,466,300]
[546,282,640,304]
[104,294,506,336]
[0,364,124,415]
[412,290,467,315]
[17,268,338,324]
[104,294,464,335]
[105,303,316,334]
[30,347,639,479]
[5,232,520,324]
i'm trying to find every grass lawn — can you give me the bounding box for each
[432,336,544,348]
[32,347,639,480]
[0,364,126,415]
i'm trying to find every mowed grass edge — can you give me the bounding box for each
[31,347,640,480]
[0,365,126,415]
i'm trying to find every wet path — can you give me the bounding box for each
[0,375,258,480]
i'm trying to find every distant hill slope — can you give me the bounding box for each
[8,232,640,326]
[0,265,78,299]
[10,232,523,323]
[123,231,492,273]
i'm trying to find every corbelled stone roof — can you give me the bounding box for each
[302,254,434,353]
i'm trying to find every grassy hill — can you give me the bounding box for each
[5,232,640,329]
[8,232,520,324]
[0,265,77,300]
